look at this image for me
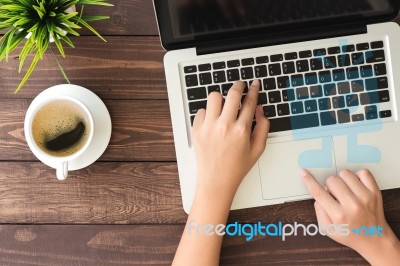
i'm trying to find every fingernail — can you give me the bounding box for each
[251,79,260,87]
[300,169,308,177]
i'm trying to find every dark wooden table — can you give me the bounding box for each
[0,1,399,265]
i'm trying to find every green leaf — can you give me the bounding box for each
[50,45,70,84]
[14,51,42,94]
[73,17,106,42]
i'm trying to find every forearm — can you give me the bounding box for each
[172,187,234,266]
[359,232,400,266]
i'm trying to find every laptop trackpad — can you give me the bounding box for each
[259,137,337,200]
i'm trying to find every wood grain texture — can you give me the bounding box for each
[4,224,400,265]
[0,99,175,161]
[1,161,400,224]
[0,37,167,100]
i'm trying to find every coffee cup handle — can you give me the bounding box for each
[56,162,68,181]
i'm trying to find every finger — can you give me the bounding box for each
[356,169,380,193]
[314,201,333,235]
[238,79,260,126]
[221,81,245,122]
[250,105,269,158]
[301,169,340,212]
[205,92,224,121]
[325,175,358,205]
[338,169,370,198]
[193,108,205,130]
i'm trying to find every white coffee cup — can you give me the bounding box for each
[25,95,94,180]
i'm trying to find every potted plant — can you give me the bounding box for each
[0,0,113,93]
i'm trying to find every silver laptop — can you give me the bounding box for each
[153,0,400,213]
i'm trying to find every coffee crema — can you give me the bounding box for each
[32,100,90,157]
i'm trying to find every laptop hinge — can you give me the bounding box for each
[196,24,367,56]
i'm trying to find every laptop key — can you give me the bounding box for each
[305,100,318,112]
[299,50,312,58]
[222,83,233,96]
[324,56,337,69]
[346,94,359,107]
[268,113,320,133]
[310,85,323,98]
[296,60,309,72]
[323,83,336,96]
[366,50,385,63]
[285,52,298,60]
[319,98,331,111]
[282,89,295,102]
[365,77,388,91]
[255,65,268,78]
[374,63,387,76]
[258,92,268,105]
[332,96,345,109]
[371,41,384,49]
[207,85,220,94]
[190,116,195,126]
[360,90,390,105]
[320,111,337,126]
[346,67,359,79]
[342,45,355,53]
[213,71,226,83]
[241,67,254,80]
[291,74,304,87]
[198,64,211,72]
[338,82,350,94]
[338,54,351,67]
[319,71,332,83]
[184,65,197,73]
[227,60,240,68]
[227,69,240,81]
[277,103,290,116]
[263,78,276,90]
[380,110,392,118]
[256,56,269,64]
[332,69,346,81]
[271,54,283,62]
[328,46,341,54]
[187,87,207,100]
[185,74,198,87]
[305,73,318,85]
[356,42,369,51]
[199,72,212,85]
[213,61,226,70]
[269,91,282,104]
[337,109,351,123]
[352,114,365,122]
[282,62,296,74]
[365,105,378,120]
[242,58,255,66]
[291,101,304,114]
[352,52,365,65]
[263,105,276,118]
[277,76,290,89]
[313,48,327,56]
[310,58,323,70]
[269,63,282,76]
[296,87,309,100]
[189,100,207,114]
[360,65,373,77]
[351,80,364,93]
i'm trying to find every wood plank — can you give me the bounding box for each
[0,99,175,161]
[0,161,399,224]
[0,0,159,36]
[0,37,167,100]
[3,224,400,265]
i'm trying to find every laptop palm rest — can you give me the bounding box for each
[259,137,337,200]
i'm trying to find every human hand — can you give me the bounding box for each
[192,80,269,202]
[302,169,400,265]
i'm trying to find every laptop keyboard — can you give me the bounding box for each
[183,40,393,133]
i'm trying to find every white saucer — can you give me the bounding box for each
[28,84,112,171]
